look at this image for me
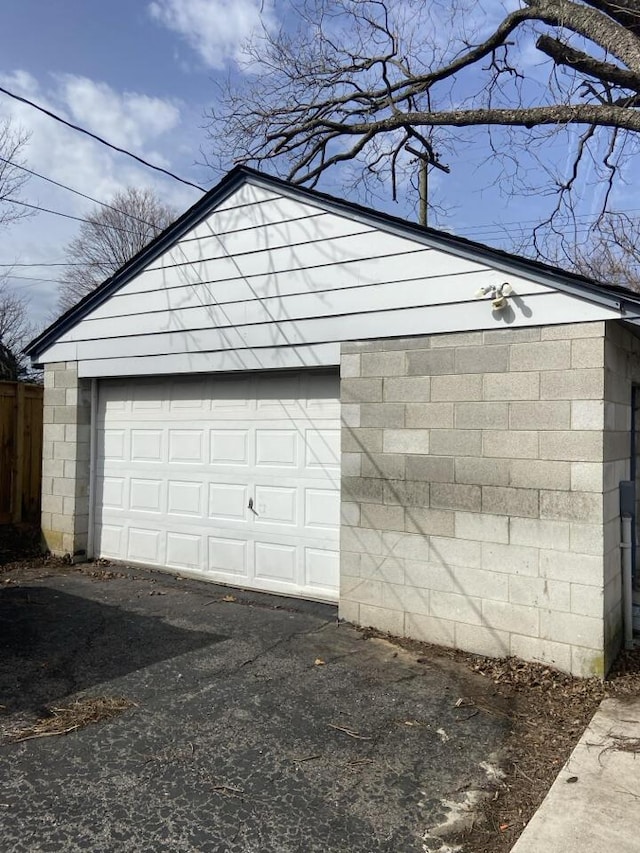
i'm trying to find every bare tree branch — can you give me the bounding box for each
[58,188,176,314]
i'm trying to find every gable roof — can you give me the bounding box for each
[26,165,640,360]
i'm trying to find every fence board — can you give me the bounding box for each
[0,381,44,524]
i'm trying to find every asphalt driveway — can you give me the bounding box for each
[0,567,509,852]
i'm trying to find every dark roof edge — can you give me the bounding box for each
[26,165,640,359]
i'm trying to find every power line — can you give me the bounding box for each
[0,155,158,227]
[5,197,143,234]
[0,261,103,267]
[0,84,207,193]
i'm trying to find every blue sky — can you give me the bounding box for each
[0,0,634,329]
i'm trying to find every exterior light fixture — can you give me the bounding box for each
[474,282,514,312]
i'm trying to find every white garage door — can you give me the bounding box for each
[94,372,341,601]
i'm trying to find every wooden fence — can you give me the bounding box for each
[0,381,44,524]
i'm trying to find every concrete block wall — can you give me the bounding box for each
[340,322,610,677]
[41,362,92,558]
[603,322,640,664]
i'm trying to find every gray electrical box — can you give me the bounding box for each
[620,480,635,517]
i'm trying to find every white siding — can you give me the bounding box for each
[37,183,624,375]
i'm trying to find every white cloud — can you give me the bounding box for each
[148,0,274,69]
[0,71,203,325]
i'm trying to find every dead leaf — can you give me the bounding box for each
[314,658,326,666]
[221,595,236,603]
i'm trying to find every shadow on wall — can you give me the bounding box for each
[0,586,226,713]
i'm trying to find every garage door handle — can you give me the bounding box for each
[248,497,259,516]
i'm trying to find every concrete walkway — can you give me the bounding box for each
[511,696,640,853]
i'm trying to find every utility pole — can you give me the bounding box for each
[418,158,428,227]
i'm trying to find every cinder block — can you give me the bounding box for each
[571,646,605,678]
[483,430,538,459]
[455,402,508,430]
[404,612,456,646]
[51,512,75,534]
[540,610,602,649]
[482,486,539,518]
[53,366,78,388]
[44,423,65,443]
[603,488,619,523]
[430,429,482,457]
[452,565,509,601]
[539,431,602,462]
[360,554,405,584]
[509,459,571,491]
[405,508,455,536]
[541,322,604,340]
[405,403,453,428]
[509,635,572,673]
[384,376,431,402]
[42,494,64,514]
[540,369,604,400]
[52,478,76,498]
[509,517,570,550]
[361,351,405,377]
[481,542,539,576]
[341,502,360,527]
[342,341,377,354]
[340,353,361,378]
[382,583,430,616]
[571,400,604,430]
[484,327,541,345]
[431,589,483,625]
[360,503,405,532]
[383,480,430,507]
[43,389,66,407]
[455,457,510,486]
[604,431,629,463]
[429,536,482,569]
[539,549,603,586]
[342,427,382,454]
[455,345,509,374]
[338,599,360,623]
[407,349,455,376]
[44,368,56,390]
[432,331,483,348]
[45,459,65,479]
[430,483,481,513]
[341,526,383,555]
[342,477,383,504]
[431,374,483,401]
[509,401,570,431]
[42,528,64,553]
[509,340,570,371]
[483,372,540,401]
[405,455,455,483]
[569,523,604,556]
[509,575,570,611]
[341,452,361,477]
[341,551,361,576]
[341,404,361,428]
[361,453,405,479]
[382,531,429,561]
[483,599,539,636]
[360,403,404,428]
[404,560,455,592]
[571,337,604,368]
[455,623,510,657]
[382,429,429,455]
[571,583,604,618]
[339,576,382,607]
[540,490,602,523]
[359,603,404,636]
[455,511,509,543]
[341,377,383,403]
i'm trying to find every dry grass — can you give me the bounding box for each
[5,696,136,743]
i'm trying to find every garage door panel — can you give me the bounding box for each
[208,483,248,521]
[96,373,340,600]
[167,481,203,517]
[169,430,204,464]
[254,542,297,583]
[210,430,249,465]
[208,535,249,577]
